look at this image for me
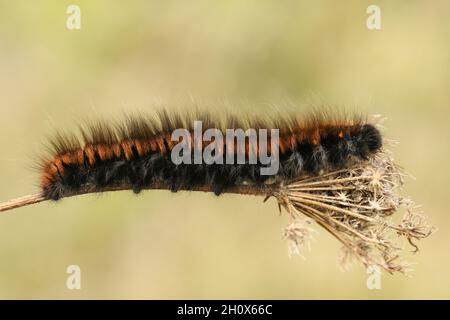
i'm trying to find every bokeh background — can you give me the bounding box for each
[0,0,449,299]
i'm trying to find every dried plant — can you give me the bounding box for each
[0,147,433,275]
[270,151,434,274]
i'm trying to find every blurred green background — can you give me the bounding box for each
[0,0,449,299]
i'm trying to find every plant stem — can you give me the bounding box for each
[0,182,275,213]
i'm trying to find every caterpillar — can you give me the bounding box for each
[0,109,432,274]
[40,111,381,201]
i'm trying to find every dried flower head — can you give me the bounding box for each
[272,151,434,274]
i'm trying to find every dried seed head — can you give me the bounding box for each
[273,150,435,274]
[283,219,317,258]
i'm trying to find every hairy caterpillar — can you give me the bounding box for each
[40,111,381,201]
[0,109,432,274]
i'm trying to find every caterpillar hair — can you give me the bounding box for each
[0,109,433,274]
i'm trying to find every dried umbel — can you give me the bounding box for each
[272,151,434,274]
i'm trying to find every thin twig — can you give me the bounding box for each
[0,194,46,212]
[0,182,275,213]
